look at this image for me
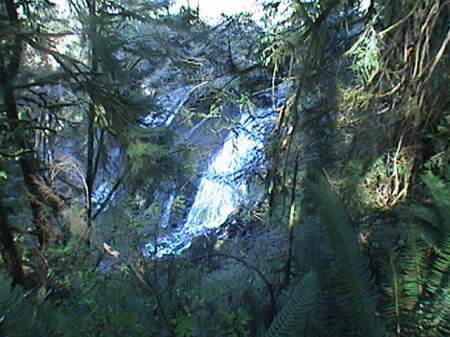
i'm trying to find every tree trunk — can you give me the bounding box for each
[0,0,48,247]
[0,186,26,287]
[85,0,99,236]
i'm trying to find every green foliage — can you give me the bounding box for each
[381,238,427,336]
[68,270,155,337]
[0,273,71,336]
[171,307,251,337]
[124,130,185,189]
[360,144,413,210]
[164,259,258,337]
[218,308,252,337]
[169,194,187,228]
[2,1,449,337]
[307,177,384,337]
[265,270,321,337]
[0,263,158,337]
[408,171,450,335]
[373,170,450,336]
[171,313,197,337]
[346,26,382,85]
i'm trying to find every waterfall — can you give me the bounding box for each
[146,107,274,257]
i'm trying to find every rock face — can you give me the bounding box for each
[89,69,283,255]
[146,104,276,257]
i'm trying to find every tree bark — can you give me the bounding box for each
[85,0,99,234]
[0,186,26,287]
[0,0,48,247]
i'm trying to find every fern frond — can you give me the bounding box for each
[403,172,450,336]
[417,229,450,336]
[410,204,440,231]
[307,178,384,337]
[0,274,22,313]
[400,239,426,311]
[381,238,427,335]
[416,172,450,294]
[421,172,450,230]
[265,269,321,337]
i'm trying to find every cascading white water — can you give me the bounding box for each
[146,108,274,257]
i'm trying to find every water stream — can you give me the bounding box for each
[146,108,274,256]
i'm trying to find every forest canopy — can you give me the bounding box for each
[1,0,450,336]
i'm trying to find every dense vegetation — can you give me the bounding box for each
[1,0,449,336]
